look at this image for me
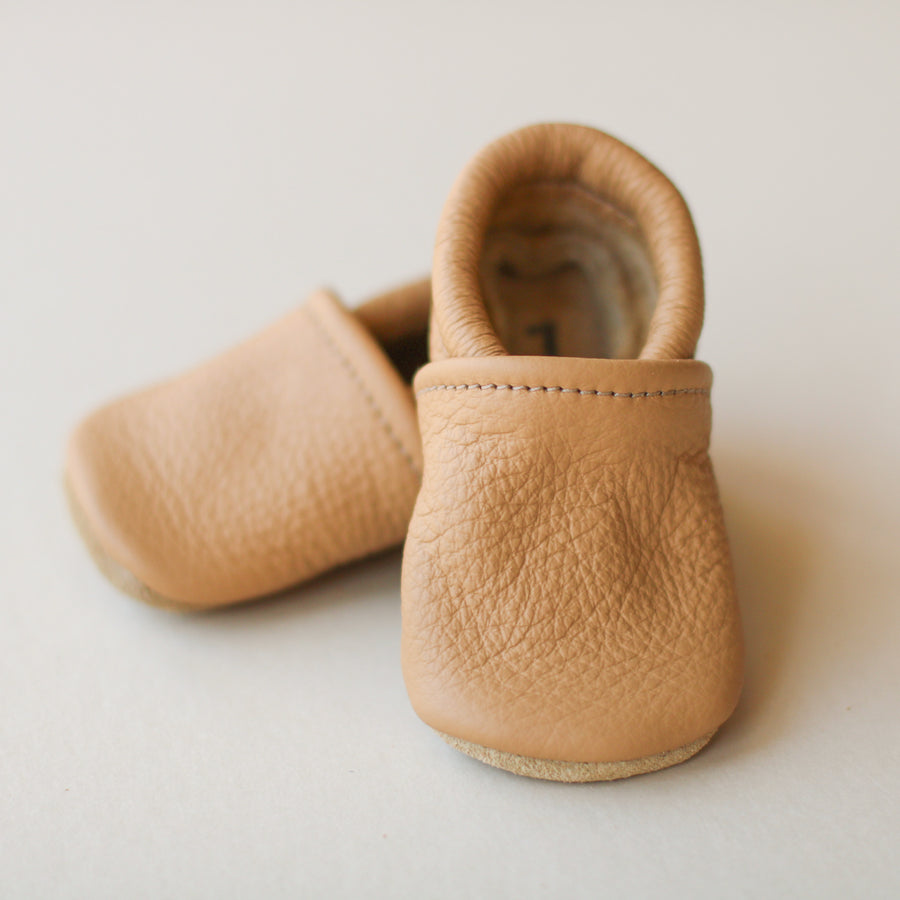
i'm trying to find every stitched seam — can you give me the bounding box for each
[416,383,709,399]
[308,305,421,477]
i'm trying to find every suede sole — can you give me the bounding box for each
[64,475,194,612]
[436,729,715,782]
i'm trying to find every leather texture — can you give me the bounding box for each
[402,124,743,764]
[431,123,704,363]
[67,281,428,609]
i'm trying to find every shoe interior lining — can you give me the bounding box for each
[479,181,658,359]
[356,281,432,384]
[383,328,430,383]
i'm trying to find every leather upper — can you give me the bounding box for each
[67,281,428,608]
[401,124,743,763]
[431,123,705,363]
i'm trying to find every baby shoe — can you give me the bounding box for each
[66,280,428,610]
[401,124,743,781]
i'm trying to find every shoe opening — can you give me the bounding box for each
[479,180,657,359]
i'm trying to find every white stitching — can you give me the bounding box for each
[416,383,709,399]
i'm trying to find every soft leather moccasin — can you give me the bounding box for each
[401,124,744,782]
[67,280,428,610]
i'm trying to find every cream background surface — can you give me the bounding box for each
[1,2,898,897]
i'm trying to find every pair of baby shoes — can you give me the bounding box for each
[66,123,743,782]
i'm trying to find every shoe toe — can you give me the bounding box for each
[65,400,198,608]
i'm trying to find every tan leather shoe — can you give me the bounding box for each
[66,280,429,610]
[401,124,744,781]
